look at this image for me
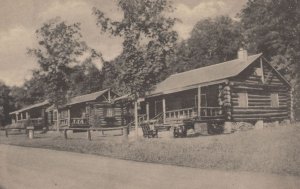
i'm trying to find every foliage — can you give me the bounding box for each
[68,61,104,97]
[28,18,88,106]
[93,0,178,98]
[240,0,300,111]
[0,82,12,126]
[9,70,47,110]
[168,16,242,74]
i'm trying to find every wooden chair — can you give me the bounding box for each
[140,123,158,138]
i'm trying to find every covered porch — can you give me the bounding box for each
[9,100,49,129]
[143,84,225,125]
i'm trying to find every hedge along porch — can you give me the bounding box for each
[142,49,292,130]
[9,100,50,129]
[57,89,129,129]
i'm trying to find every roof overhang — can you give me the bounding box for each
[147,79,229,98]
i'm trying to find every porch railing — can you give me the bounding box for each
[16,118,44,127]
[30,118,43,126]
[59,118,68,127]
[71,118,89,126]
[199,107,222,118]
[164,107,223,123]
[165,107,197,120]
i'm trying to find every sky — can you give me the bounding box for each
[0,0,247,86]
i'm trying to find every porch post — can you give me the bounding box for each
[162,98,166,124]
[134,101,138,138]
[16,113,19,122]
[56,110,59,132]
[20,112,23,120]
[67,108,71,127]
[197,86,201,117]
[146,102,149,122]
[26,112,29,119]
[108,90,111,102]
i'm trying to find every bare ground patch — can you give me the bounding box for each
[1,124,300,176]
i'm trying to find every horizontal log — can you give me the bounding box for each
[233,109,288,114]
[230,81,289,89]
[248,99,271,102]
[233,116,289,122]
[232,112,288,118]
[234,106,287,110]
[232,86,264,91]
[248,104,273,107]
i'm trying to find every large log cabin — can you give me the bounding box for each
[141,49,292,131]
[9,100,50,129]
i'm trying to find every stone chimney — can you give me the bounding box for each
[238,48,248,61]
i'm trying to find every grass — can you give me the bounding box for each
[1,124,300,176]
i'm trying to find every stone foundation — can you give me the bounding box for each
[254,120,264,130]
[223,122,232,134]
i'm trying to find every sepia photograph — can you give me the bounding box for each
[0,0,299,188]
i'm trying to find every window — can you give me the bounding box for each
[255,67,263,77]
[238,93,248,107]
[105,107,115,117]
[271,93,279,107]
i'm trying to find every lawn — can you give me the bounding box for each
[1,124,300,176]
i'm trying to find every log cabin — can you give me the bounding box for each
[9,100,50,129]
[57,89,129,129]
[9,89,131,130]
[141,49,292,131]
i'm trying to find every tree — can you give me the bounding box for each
[68,61,104,97]
[0,82,12,126]
[240,0,300,117]
[168,16,242,74]
[93,0,178,98]
[28,18,88,106]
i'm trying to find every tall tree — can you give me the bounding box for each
[0,82,12,126]
[240,0,300,114]
[168,16,242,74]
[93,0,178,98]
[68,61,104,97]
[28,18,88,106]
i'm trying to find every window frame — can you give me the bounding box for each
[238,92,248,107]
[270,93,279,107]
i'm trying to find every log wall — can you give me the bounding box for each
[90,104,126,127]
[230,58,291,122]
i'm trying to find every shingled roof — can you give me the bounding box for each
[149,53,262,96]
[66,89,109,106]
[9,100,49,115]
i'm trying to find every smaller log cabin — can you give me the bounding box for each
[141,49,292,129]
[57,89,129,129]
[9,100,50,129]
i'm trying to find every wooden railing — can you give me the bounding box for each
[59,118,68,127]
[165,108,197,120]
[165,107,223,123]
[199,107,222,117]
[30,118,43,126]
[71,118,89,126]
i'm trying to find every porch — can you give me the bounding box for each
[59,103,90,128]
[143,84,225,125]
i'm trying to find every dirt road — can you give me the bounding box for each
[0,144,299,189]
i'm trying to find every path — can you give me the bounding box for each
[0,144,299,189]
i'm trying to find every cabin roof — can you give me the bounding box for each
[149,53,263,96]
[66,89,110,106]
[9,100,49,115]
